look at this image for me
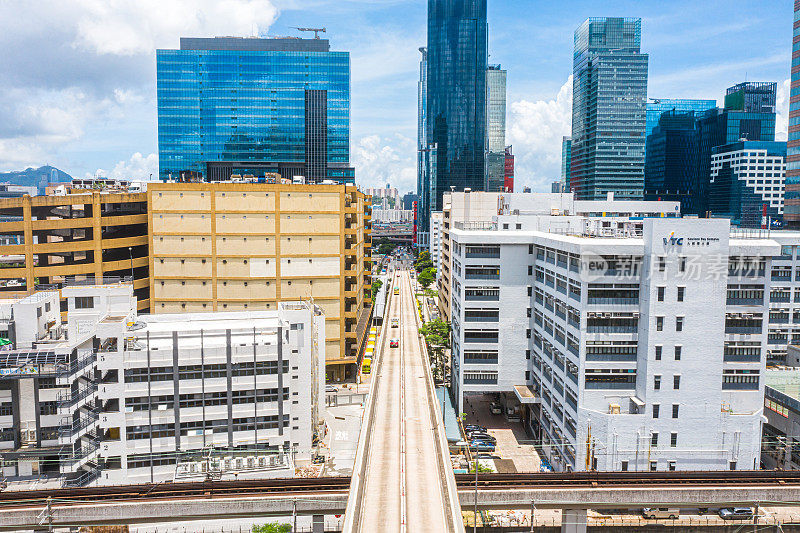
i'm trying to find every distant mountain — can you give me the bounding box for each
[0,166,73,193]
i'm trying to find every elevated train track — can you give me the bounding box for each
[3,470,800,508]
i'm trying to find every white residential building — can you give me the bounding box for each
[450,217,775,472]
[0,283,325,487]
[430,211,443,280]
[372,208,414,224]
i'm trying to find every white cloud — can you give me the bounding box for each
[0,0,280,174]
[73,0,280,56]
[352,134,416,193]
[507,76,573,192]
[92,152,159,181]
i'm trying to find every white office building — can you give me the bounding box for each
[0,283,325,487]
[450,217,776,472]
[438,190,680,322]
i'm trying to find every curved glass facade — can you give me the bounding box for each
[157,37,350,182]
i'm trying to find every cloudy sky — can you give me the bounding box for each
[0,0,793,192]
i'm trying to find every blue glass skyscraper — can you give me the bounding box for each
[570,18,649,200]
[423,0,488,229]
[157,37,352,183]
[561,136,571,190]
[786,1,800,226]
[646,99,716,138]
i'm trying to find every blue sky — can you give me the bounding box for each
[0,0,793,193]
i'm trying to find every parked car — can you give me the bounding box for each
[469,440,496,452]
[490,402,502,415]
[475,453,501,460]
[390,339,399,348]
[642,508,679,520]
[466,432,496,444]
[325,385,337,393]
[464,424,487,433]
[718,507,754,520]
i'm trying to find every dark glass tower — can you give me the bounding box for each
[570,18,649,200]
[644,111,699,207]
[424,0,488,229]
[157,37,353,183]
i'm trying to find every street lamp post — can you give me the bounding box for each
[127,247,134,284]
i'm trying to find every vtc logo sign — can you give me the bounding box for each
[663,231,683,246]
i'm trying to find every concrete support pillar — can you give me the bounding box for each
[311,514,324,533]
[561,508,587,533]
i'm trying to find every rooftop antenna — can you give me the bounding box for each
[292,27,326,39]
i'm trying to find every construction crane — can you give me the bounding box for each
[292,27,326,39]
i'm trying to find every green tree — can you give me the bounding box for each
[418,267,436,289]
[252,523,291,533]
[371,279,383,299]
[414,250,433,273]
[420,318,451,349]
[421,318,450,383]
[468,462,494,474]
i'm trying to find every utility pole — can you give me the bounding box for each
[530,500,536,533]
[47,496,53,532]
[474,451,479,533]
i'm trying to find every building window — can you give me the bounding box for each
[673,375,681,390]
[656,317,664,331]
[668,460,676,470]
[658,257,665,272]
[655,345,662,360]
[676,317,683,332]
[674,346,682,360]
[621,461,628,471]
[651,433,658,447]
[679,257,686,272]
[657,286,665,302]
[74,297,94,309]
[652,404,660,418]
[677,286,685,302]
[654,375,661,390]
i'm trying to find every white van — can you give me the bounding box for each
[642,508,679,519]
